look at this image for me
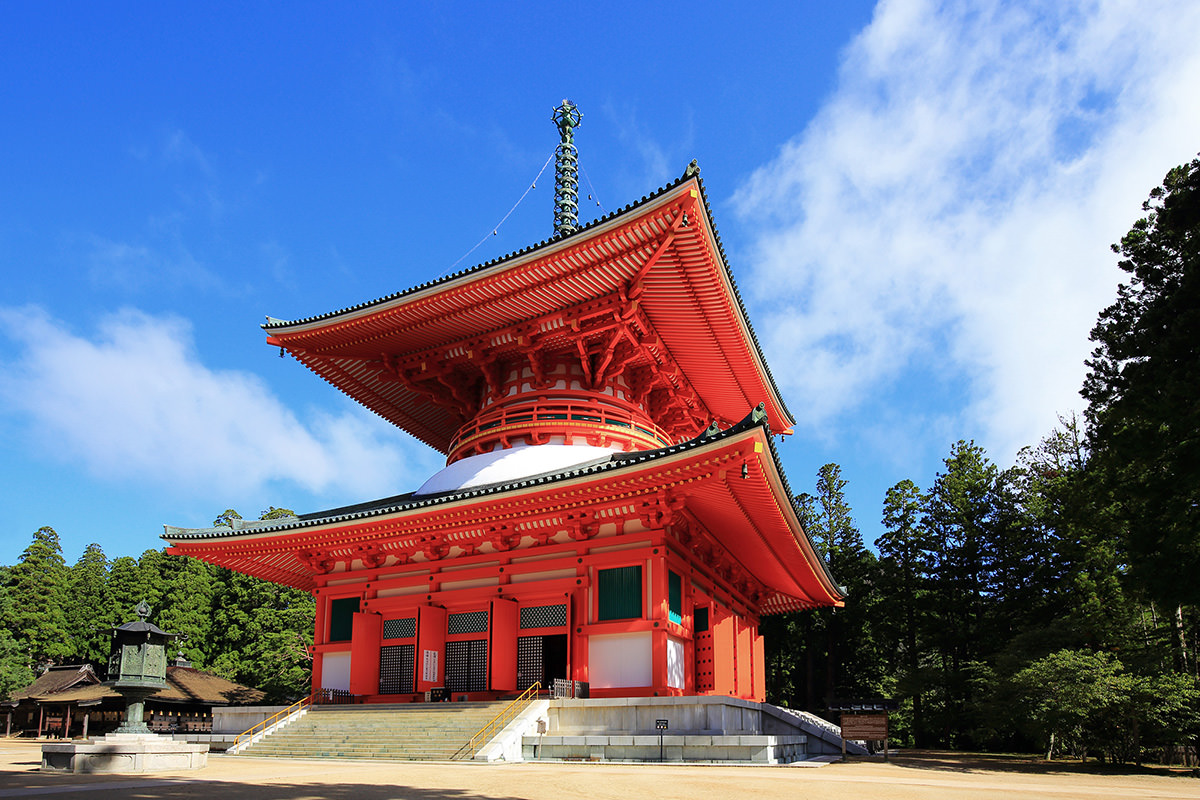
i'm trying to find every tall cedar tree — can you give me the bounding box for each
[0,568,35,698]
[4,527,71,670]
[1083,156,1200,611]
[65,543,111,666]
[763,465,883,713]
[876,479,934,746]
[205,507,314,700]
[924,441,999,748]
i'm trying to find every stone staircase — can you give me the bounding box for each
[233,702,512,762]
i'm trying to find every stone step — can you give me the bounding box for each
[235,701,513,762]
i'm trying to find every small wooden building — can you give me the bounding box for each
[3,663,264,739]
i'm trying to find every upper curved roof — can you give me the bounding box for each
[262,163,796,455]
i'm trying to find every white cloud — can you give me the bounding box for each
[733,0,1200,461]
[0,306,429,502]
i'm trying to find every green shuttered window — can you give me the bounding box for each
[668,570,682,625]
[598,565,642,621]
[329,597,359,642]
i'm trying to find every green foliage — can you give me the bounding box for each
[155,553,218,668]
[767,465,885,712]
[65,543,111,666]
[4,526,71,670]
[1,507,313,702]
[876,479,934,745]
[1083,155,1200,609]
[201,507,313,701]
[0,568,35,699]
[1013,649,1199,764]
[207,568,314,701]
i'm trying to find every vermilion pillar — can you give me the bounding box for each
[490,599,518,692]
[349,612,382,696]
[416,605,447,692]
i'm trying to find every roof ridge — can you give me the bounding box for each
[263,166,698,331]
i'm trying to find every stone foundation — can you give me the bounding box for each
[515,696,855,763]
[41,733,208,773]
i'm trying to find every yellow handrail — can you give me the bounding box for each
[232,693,312,752]
[453,682,542,760]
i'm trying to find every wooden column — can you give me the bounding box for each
[650,557,667,693]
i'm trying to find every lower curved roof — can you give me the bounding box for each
[164,409,843,613]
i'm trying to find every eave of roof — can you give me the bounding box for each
[164,407,845,607]
[260,163,795,450]
[18,667,265,706]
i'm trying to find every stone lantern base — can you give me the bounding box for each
[41,733,208,773]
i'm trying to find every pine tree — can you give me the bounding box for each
[65,543,111,666]
[106,556,150,624]
[156,553,217,668]
[4,527,71,671]
[877,479,934,746]
[1083,156,1200,612]
[0,568,35,698]
[924,441,999,747]
[203,508,313,700]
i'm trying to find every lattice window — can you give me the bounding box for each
[445,639,488,692]
[379,644,414,694]
[447,610,489,635]
[520,604,566,629]
[383,617,416,640]
[517,635,543,689]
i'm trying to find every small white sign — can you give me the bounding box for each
[422,649,439,683]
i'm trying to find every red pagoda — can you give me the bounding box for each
[164,102,844,703]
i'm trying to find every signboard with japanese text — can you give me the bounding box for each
[840,713,888,740]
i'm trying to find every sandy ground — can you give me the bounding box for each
[1,741,1198,800]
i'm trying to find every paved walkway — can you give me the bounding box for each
[2,741,1198,800]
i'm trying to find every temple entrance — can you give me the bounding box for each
[517,634,567,690]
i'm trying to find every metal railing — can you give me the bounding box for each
[451,682,542,761]
[230,693,312,753]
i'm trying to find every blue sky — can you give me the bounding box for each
[3,1,1199,567]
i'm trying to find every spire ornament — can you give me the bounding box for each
[552,99,582,236]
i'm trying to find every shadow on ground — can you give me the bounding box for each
[2,776,530,800]
[879,749,1198,779]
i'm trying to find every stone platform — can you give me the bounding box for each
[514,696,868,763]
[40,732,209,773]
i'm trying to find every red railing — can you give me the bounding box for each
[450,393,673,462]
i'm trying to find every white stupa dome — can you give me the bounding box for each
[414,444,621,496]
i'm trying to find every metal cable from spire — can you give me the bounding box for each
[552,99,582,236]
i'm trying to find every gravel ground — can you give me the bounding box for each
[2,741,1197,800]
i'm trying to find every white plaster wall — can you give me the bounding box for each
[667,637,685,690]
[589,632,652,688]
[320,652,351,691]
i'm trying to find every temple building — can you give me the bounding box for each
[164,102,844,704]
